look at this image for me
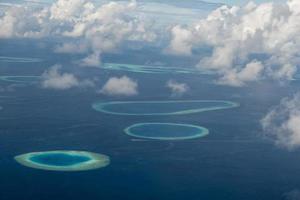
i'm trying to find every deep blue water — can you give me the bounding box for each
[1,40,300,200]
[29,153,91,166]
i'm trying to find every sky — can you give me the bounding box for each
[0,0,288,5]
[207,0,286,5]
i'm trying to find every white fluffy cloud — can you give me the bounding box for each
[261,93,300,150]
[41,65,94,90]
[100,76,138,96]
[0,0,157,66]
[217,60,264,86]
[166,80,189,96]
[165,25,194,56]
[79,52,101,67]
[167,0,300,86]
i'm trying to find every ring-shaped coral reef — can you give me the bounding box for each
[0,56,42,63]
[14,150,110,171]
[102,63,212,74]
[125,122,209,140]
[0,76,40,83]
[92,100,239,116]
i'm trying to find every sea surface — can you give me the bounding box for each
[0,39,300,200]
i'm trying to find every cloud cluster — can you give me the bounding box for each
[41,65,94,90]
[261,93,300,150]
[2,0,299,87]
[100,76,138,96]
[167,0,300,86]
[0,0,156,66]
[166,80,189,96]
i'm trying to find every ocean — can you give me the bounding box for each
[0,39,300,200]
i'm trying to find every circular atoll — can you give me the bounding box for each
[101,63,212,74]
[0,56,42,63]
[125,123,209,140]
[0,76,40,83]
[14,150,110,171]
[92,100,239,116]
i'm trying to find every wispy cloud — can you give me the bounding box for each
[166,80,189,96]
[283,189,300,200]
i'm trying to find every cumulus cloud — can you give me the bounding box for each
[166,80,189,96]
[261,93,300,150]
[79,52,101,67]
[0,0,156,66]
[100,76,138,96]
[167,0,300,86]
[217,60,264,86]
[41,65,94,90]
[165,25,194,56]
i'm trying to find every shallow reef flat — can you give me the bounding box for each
[0,56,42,63]
[125,122,209,140]
[14,150,110,171]
[92,100,239,116]
[102,63,212,74]
[0,76,40,83]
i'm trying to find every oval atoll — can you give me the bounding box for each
[92,100,239,116]
[0,56,42,63]
[0,76,40,83]
[125,123,209,140]
[14,151,110,171]
[101,63,211,74]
